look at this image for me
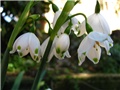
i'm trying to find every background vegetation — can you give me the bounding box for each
[1,1,120,90]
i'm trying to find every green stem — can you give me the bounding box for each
[66,13,87,22]
[66,13,93,33]
[31,1,75,90]
[31,39,53,90]
[39,17,51,30]
[1,1,34,89]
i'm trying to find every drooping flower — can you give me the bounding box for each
[71,23,86,37]
[79,13,111,35]
[78,13,113,56]
[54,33,71,59]
[10,32,41,62]
[52,10,81,36]
[40,33,71,62]
[77,31,113,66]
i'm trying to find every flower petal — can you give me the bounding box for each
[55,34,70,51]
[87,44,101,64]
[87,13,111,34]
[78,54,86,66]
[28,33,40,61]
[54,48,64,60]
[65,50,71,58]
[98,14,111,34]
[77,36,95,65]
[78,36,95,55]
[18,47,29,57]
[10,33,29,54]
[54,50,71,60]
[16,33,29,52]
[71,17,79,24]
[72,23,86,37]
[10,35,22,54]
[100,41,112,55]
[52,11,61,28]
[88,31,108,42]
[40,37,50,57]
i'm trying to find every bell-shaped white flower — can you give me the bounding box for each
[77,31,113,66]
[40,33,71,62]
[79,13,111,35]
[53,10,80,36]
[78,13,113,56]
[54,33,71,59]
[10,32,41,62]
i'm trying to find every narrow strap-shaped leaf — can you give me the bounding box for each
[11,71,25,90]
[1,1,34,89]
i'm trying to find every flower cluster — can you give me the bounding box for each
[77,13,113,65]
[10,10,113,66]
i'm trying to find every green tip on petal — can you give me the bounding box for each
[78,58,82,66]
[75,26,78,30]
[56,47,61,54]
[61,54,64,58]
[109,43,113,47]
[82,52,86,55]
[34,55,38,60]
[107,51,111,56]
[93,58,98,64]
[34,48,38,54]
[77,30,81,35]
[17,46,21,50]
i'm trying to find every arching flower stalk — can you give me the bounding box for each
[79,13,111,35]
[10,33,41,62]
[52,10,81,36]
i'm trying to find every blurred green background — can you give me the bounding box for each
[1,1,120,90]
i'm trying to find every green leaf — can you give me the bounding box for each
[8,1,34,49]
[36,70,46,90]
[11,71,25,90]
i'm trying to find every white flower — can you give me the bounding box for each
[54,33,71,59]
[10,33,41,62]
[53,10,80,36]
[40,33,71,62]
[71,23,86,37]
[79,13,111,35]
[78,13,113,56]
[77,31,113,66]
